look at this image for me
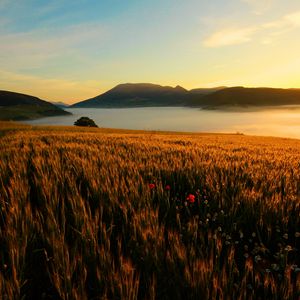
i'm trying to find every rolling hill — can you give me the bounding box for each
[50,101,70,108]
[0,90,71,120]
[72,84,300,109]
[71,83,193,108]
[188,87,300,108]
[189,86,227,95]
[2,85,300,114]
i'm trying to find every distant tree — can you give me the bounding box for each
[74,117,98,127]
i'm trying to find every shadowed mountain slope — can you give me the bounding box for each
[0,90,71,120]
[72,83,192,108]
[194,87,300,107]
[189,86,227,95]
[72,84,300,109]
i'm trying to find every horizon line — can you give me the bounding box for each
[2,83,300,105]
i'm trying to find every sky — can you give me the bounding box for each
[1,0,300,103]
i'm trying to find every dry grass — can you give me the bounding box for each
[0,122,299,299]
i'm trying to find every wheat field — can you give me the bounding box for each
[0,122,299,299]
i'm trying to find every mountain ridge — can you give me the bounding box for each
[194,87,300,108]
[3,84,300,113]
[72,83,191,108]
[71,83,300,108]
[0,90,71,120]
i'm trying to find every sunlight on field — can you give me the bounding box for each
[0,122,299,299]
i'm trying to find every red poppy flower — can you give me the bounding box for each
[149,183,155,189]
[186,194,195,203]
[165,185,171,191]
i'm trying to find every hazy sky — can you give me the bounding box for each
[1,0,300,103]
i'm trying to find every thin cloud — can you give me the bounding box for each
[0,22,106,54]
[0,0,10,10]
[265,11,300,28]
[204,9,300,48]
[241,0,274,14]
[0,69,102,103]
[203,27,258,48]
[261,10,300,39]
[0,17,10,29]
[285,11,300,26]
[0,22,108,69]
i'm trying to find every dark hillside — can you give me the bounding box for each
[72,83,192,107]
[0,90,71,120]
[194,87,300,107]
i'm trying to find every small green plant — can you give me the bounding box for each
[74,116,98,127]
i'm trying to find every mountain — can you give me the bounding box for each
[189,86,227,95]
[194,87,300,108]
[51,101,70,108]
[71,83,192,108]
[0,90,71,121]
[71,83,300,109]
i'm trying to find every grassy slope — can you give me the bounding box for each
[0,105,70,121]
[0,91,71,121]
[195,87,300,108]
[0,123,299,299]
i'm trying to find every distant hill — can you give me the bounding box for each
[194,87,300,108]
[71,83,193,108]
[189,86,227,95]
[0,90,71,121]
[71,83,300,109]
[50,101,70,108]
